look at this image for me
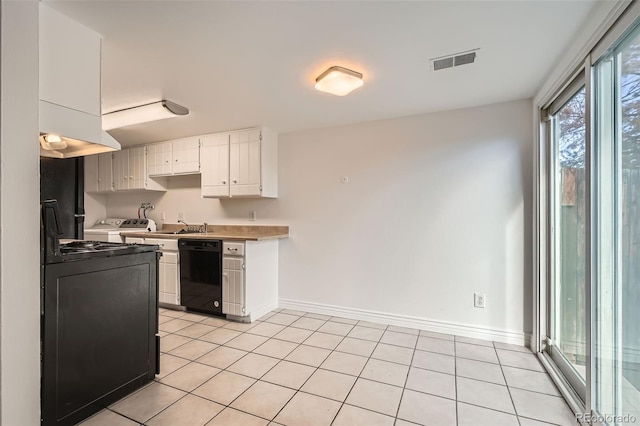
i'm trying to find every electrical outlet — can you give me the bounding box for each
[161,212,166,221]
[249,210,257,221]
[474,293,486,308]
[178,212,184,220]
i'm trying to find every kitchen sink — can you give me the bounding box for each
[149,230,203,235]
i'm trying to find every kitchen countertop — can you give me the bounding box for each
[122,224,289,241]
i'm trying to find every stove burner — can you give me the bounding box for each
[61,241,138,254]
[64,241,103,249]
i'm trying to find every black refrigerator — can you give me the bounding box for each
[40,157,84,239]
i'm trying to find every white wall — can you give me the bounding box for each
[101,99,533,342]
[276,99,533,342]
[0,0,41,423]
[103,173,285,225]
[85,192,107,228]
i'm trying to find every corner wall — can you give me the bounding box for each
[0,0,41,423]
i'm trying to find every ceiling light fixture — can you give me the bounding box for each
[102,100,189,130]
[315,66,364,96]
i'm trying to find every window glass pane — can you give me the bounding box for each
[552,87,587,382]
[594,21,640,423]
[618,27,640,420]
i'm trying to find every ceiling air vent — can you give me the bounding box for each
[430,49,479,71]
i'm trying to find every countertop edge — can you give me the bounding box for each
[121,232,289,241]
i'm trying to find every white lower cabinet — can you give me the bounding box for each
[127,236,277,320]
[125,237,180,305]
[222,239,278,321]
[159,250,180,305]
[223,242,245,316]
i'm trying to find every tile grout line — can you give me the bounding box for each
[494,340,522,425]
[330,322,389,425]
[272,321,356,425]
[392,328,420,424]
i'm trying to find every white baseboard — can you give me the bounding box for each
[279,298,530,346]
[249,299,279,323]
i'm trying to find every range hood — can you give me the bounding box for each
[39,100,121,159]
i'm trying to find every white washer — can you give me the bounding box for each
[84,218,157,243]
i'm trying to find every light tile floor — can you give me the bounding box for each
[79,308,578,426]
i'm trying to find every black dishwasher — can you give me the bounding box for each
[179,239,223,316]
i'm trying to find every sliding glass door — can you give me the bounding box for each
[538,3,640,424]
[547,83,588,400]
[594,24,640,423]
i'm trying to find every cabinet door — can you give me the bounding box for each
[147,142,172,176]
[230,129,261,197]
[164,257,179,305]
[222,257,244,316]
[172,138,200,174]
[112,149,129,191]
[128,146,147,190]
[84,154,100,193]
[201,133,230,197]
[97,153,113,192]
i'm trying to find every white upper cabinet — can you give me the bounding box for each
[201,133,231,197]
[112,150,129,191]
[147,138,200,177]
[172,138,200,174]
[39,4,101,116]
[97,153,113,192]
[128,146,147,189]
[201,127,277,198]
[85,153,113,193]
[147,142,172,176]
[113,146,148,191]
[86,147,165,193]
[229,129,262,197]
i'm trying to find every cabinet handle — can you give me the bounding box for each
[222,180,226,184]
[232,180,238,184]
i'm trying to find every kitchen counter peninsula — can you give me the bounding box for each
[123,224,286,322]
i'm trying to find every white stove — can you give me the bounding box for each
[84,218,157,243]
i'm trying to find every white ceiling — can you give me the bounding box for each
[48,0,597,146]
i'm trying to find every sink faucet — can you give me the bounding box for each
[177,220,189,231]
